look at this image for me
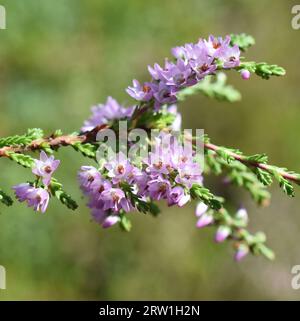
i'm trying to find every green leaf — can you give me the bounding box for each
[0,128,44,148]
[279,178,295,197]
[247,153,268,163]
[119,214,132,232]
[215,147,235,164]
[8,152,35,168]
[72,142,97,158]
[0,189,13,206]
[49,179,78,210]
[256,244,275,260]
[137,110,176,129]
[230,33,255,51]
[190,184,223,210]
[254,168,273,186]
[177,73,241,103]
[238,62,286,79]
[148,202,161,216]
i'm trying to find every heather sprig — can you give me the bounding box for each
[0,33,295,263]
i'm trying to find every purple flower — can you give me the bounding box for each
[32,151,60,186]
[160,59,195,88]
[188,44,217,80]
[101,188,131,212]
[151,82,177,110]
[234,244,249,262]
[91,207,107,223]
[91,208,120,228]
[145,152,171,177]
[167,186,190,207]
[77,166,102,194]
[218,44,240,69]
[215,226,231,243]
[171,46,188,60]
[147,176,171,200]
[87,179,112,209]
[126,80,153,101]
[203,35,230,57]
[195,202,208,217]
[81,96,134,132]
[105,152,133,184]
[175,162,203,188]
[240,69,251,80]
[148,62,167,81]
[13,183,49,213]
[196,213,213,228]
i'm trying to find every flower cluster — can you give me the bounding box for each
[127,35,242,110]
[81,96,134,132]
[13,151,60,213]
[78,133,203,228]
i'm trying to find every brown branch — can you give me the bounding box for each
[0,124,109,157]
[204,142,300,185]
[1,125,299,186]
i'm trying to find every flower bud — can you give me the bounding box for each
[196,213,213,228]
[215,225,231,243]
[240,69,251,80]
[195,202,208,217]
[235,207,248,223]
[234,244,249,261]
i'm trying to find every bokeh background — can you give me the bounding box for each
[0,0,299,300]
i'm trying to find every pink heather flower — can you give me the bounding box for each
[32,151,60,186]
[188,44,217,80]
[81,96,134,132]
[215,226,231,243]
[234,244,249,262]
[196,213,214,228]
[240,69,251,80]
[91,208,120,228]
[151,82,177,110]
[101,188,131,213]
[175,162,203,188]
[77,166,102,194]
[144,152,172,177]
[148,62,166,81]
[167,186,190,207]
[203,35,230,57]
[105,152,133,184]
[147,176,171,200]
[126,79,153,101]
[195,202,208,217]
[218,44,240,69]
[87,179,112,209]
[91,207,107,223]
[160,58,195,88]
[171,46,188,60]
[13,183,49,213]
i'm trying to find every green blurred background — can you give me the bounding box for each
[0,0,299,300]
